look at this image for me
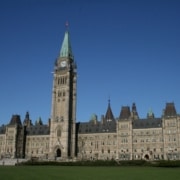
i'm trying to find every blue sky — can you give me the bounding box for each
[0,0,180,125]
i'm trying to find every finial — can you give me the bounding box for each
[25,111,29,119]
[108,95,111,105]
[65,21,69,31]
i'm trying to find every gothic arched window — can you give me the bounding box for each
[57,129,61,137]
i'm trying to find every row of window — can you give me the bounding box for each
[166,130,177,134]
[133,130,161,136]
[57,76,67,85]
[26,142,49,148]
[120,133,129,136]
[82,141,116,146]
[120,124,129,129]
[57,91,66,97]
[132,154,164,160]
[6,148,13,153]
[26,137,49,141]
[134,148,163,153]
[0,137,13,142]
[133,138,163,143]
[166,136,177,142]
[80,135,116,141]
[80,136,172,145]
[121,138,128,143]
[57,98,65,102]
[82,149,116,154]
[166,121,176,127]
[26,149,45,155]
[0,140,14,145]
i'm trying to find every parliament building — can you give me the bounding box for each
[0,29,180,161]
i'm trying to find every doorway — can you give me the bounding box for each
[56,149,61,157]
[144,154,149,160]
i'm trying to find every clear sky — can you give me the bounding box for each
[0,0,180,125]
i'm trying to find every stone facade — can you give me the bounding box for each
[1,102,180,161]
[77,102,180,161]
[0,30,180,161]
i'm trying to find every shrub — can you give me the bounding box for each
[155,160,180,167]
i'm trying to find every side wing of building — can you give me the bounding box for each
[77,103,180,161]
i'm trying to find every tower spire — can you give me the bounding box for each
[105,98,115,121]
[59,22,73,59]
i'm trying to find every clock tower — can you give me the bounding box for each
[49,28,77,159]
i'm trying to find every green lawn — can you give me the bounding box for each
[0,166,180,180]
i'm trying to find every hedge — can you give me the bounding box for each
[18,159,180,167]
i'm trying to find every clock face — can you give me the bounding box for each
[61,61,66,67]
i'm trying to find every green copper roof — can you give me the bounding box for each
[147,108,154,118]
[59,31,73,58]
[148,108,153,116]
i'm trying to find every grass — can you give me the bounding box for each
[0,166,180,180]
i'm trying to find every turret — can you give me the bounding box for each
[23,112,32,127]
[104,99,115,123]
[147,108,155,119]
[131,103,139,120]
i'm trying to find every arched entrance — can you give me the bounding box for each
[144,154,149,160]
[56,149,61,157]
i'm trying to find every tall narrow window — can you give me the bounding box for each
[58,78,60,85]
[58,91,61,97]
[57,129,61,137]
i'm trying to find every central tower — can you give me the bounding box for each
[49,27,77,159]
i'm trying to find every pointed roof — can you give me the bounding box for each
[105,99,115,121]
[59,30,73,59]
[119,106,131,119]
[164,102,177,117]
[9,115,22,126]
